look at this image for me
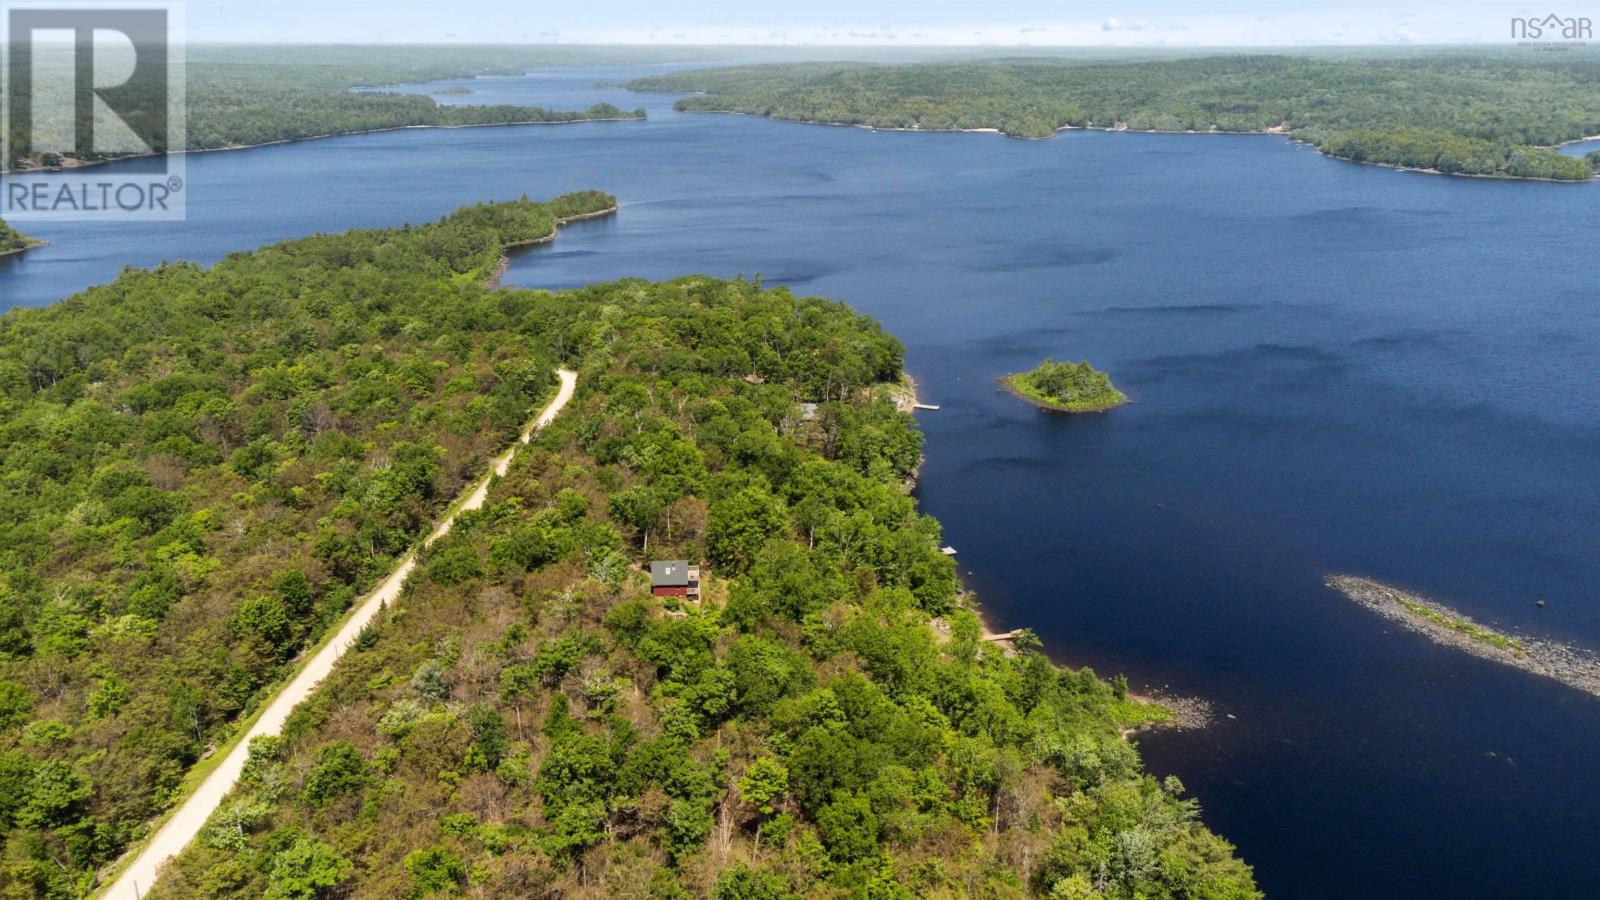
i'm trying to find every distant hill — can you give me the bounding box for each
[628,54,1600,181]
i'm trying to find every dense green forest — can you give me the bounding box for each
[0,191,617,896]
[0,219,40,254]
[5,48,645,169]
[626,55,1600,180]
[1005,361,1127,413]
[0,202,1254,897]
[182,65,643,153]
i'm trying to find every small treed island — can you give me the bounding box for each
[626,54,1600,180]
[1005,359,1128,413]
[0,199,1256,897]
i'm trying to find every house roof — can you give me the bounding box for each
[650,560,691,587]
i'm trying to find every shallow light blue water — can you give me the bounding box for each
[4,66,1600,898]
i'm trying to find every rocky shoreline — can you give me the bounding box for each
[885,372,927,491]
[1327,574,1600,700]
[950,597,1214,736]
[1132,691,1214,735]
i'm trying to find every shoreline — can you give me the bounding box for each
[484,204,620,288]
[891,364,1201,734]
[1554,132,1600,148]
[1327,574,1600,700]
[886,371,927,490]
[0,240,46,259]
[663,104,1598,183]
[888,369,923,414]
[1314,152,1600,184]
[2,115,645,175]
[967,597,1212,734]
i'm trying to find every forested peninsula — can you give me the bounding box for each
[0,200,1255,897]
[626,55,1600,181]
[0,219,42,256]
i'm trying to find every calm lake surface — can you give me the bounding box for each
[5,66,1600,898]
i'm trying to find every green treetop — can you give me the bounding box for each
[0,218,40,254]
[1006,358,1128,412]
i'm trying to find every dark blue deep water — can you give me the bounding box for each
[4,66,1600,898]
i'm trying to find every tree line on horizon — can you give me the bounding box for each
[4,52,645,170]
[626,54,1600,180]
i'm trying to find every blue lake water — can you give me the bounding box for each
[4,66,1600,898]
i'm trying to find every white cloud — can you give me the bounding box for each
[1102,17,1159,33]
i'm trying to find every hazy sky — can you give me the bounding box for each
[185,1,1555,45]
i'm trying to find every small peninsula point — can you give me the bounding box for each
[1328,575,1600,700]
[0,218,41,257]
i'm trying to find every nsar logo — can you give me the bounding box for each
[1511,13,1592,49]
